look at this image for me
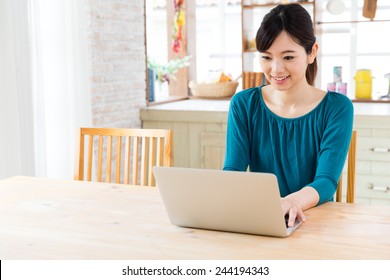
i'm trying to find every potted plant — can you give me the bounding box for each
[147,55,191,101]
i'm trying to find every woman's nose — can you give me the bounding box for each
[271,59,284,73]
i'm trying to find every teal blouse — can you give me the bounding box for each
[223,86,354,205]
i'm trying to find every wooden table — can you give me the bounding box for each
[1,176,390,260]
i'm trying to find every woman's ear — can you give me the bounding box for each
[308,42,319,64]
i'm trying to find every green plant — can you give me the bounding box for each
[147,55,191,85]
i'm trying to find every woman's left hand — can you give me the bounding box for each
[280,186,319,227]
[281,197,307,227]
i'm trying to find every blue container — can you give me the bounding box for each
[148,68,155,102]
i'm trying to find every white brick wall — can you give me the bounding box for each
[85,0,146,128]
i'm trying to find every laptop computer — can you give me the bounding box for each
[153,166,302,238]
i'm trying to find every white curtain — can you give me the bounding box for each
[0,0,92,180]
[0,0,35,178]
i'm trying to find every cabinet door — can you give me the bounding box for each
[200,132,226,170]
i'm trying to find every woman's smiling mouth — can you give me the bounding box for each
[272,75,289,81]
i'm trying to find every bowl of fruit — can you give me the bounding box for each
[188,72,238,98]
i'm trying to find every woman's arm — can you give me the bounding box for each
[223,91,252,171]
[308,95,354,204]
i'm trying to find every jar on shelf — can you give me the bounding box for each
[354,69,373,99]
[244,29,257,51]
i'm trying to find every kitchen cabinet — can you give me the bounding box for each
[349,115,390,205]
[241,1,316,73]
[140,100,229,169]
[141,100,390,206]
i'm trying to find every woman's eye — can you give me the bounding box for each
[261,56,271,61]
[284,56,294,61]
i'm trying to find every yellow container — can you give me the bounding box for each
[354,69,373,99]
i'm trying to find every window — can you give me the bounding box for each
[195,2,242,81]
[317,0,390,99]
[146,0,241,104]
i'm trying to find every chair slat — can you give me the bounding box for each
[106,136,112,183]
[347,131,357,203]
[78,133,85,180]
[87,135,93,181]
[156,137,163,166]
[148,137,156,186]
[140,137,147,186]
[164,130,173,167]
[124,136,131,184]
[132,136,139,185]
[336,176,343,202]
[115,136,122,184]
[97,136,103,182]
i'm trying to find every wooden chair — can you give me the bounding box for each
[242,71,267,90]
[74,127,173,186]
[336,130,357,203]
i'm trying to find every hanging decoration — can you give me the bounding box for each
[172,0,185,53]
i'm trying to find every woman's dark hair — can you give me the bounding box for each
[256,3,317,85]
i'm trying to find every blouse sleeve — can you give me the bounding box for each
[223,91,251,171]
[308,96,354,205]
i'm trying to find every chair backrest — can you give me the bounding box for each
[74,127,173,186]
[336,130,357,203]
[242,72,267,90]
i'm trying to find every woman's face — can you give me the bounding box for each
[259,31,317,91]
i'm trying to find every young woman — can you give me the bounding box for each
[223,3,353,226]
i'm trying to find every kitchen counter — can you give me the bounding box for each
[142,99,390,116]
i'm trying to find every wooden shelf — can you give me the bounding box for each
[352,99,390,103]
